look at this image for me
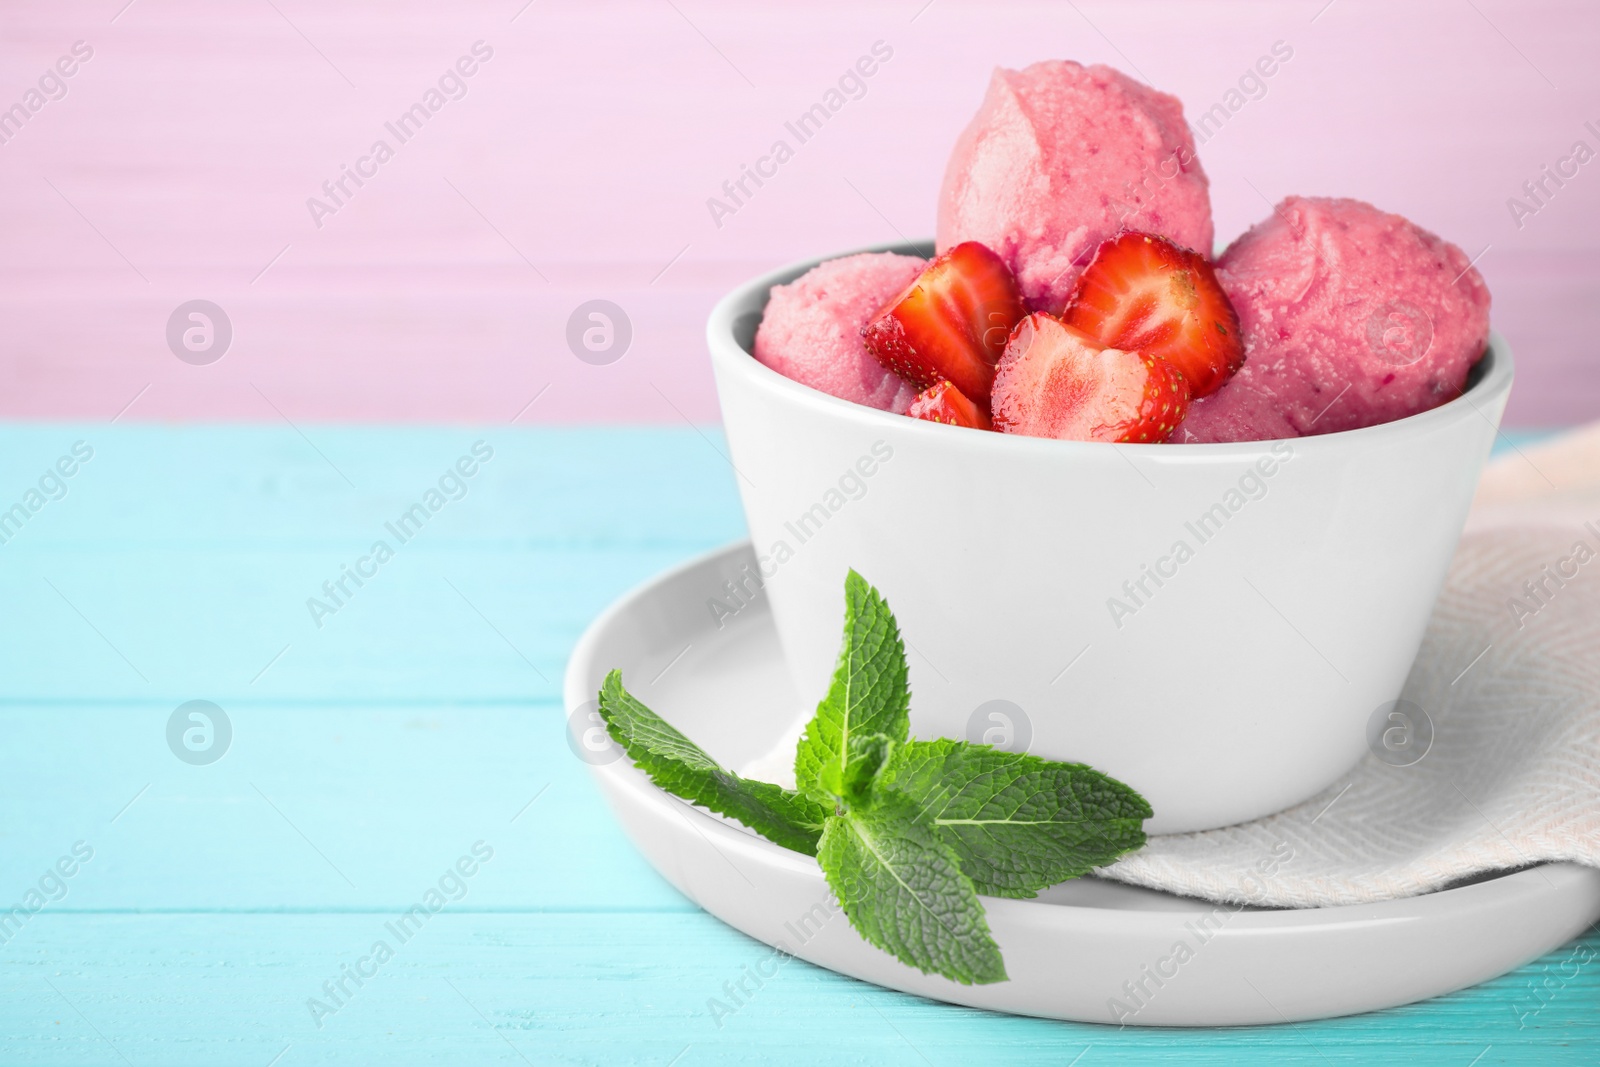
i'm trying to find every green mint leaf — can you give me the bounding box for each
[598,670,829,856]
[882,739,1151,899]
[819,732,896,808]
[817,794,1006,985]
[794,570,910,805]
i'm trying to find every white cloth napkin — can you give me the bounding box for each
[1101,427,1600,907]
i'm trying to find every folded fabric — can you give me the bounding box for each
[1101,429,1600,906]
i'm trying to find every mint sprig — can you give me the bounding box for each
[818,792,1006,985]
[793,572,909,805]
[597,569,1151,984]
[597,671,829,855]
[880,738,1151,899]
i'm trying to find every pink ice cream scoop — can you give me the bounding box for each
[1180,196,1492,443]
[754,252,926,413]
[936,60,1214,313]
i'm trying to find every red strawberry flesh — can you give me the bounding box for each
[863,241,1027,404]
[907,380,993,431]
[992,314,1190,443]
[1061,232,1243,397]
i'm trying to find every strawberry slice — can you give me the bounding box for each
[907,380,993,431]
[863,241,1027,404]
[1060,232,1243,398]
[992,314,1190,443]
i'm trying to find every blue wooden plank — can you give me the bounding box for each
[0,546,704,702]
[0,425,746,703]
[0,423,1594,1065]
[1,915,1595,1066]
[0,704,691,912]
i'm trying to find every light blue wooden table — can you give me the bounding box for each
[0,423,1593,1066]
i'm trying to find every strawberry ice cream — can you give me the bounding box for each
[1181,196,1491,443]
[750,62,1495,450]
[936,60,1214,313]
[754,252,927,413]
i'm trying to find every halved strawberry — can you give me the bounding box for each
[907,380,993,431]
[992,314,1190,443]
[863,241,1027,404]
[1060,232,1242,398]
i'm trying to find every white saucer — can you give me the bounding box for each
[564,542,1600,1026]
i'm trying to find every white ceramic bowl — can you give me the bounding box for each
[707,241,1513,833]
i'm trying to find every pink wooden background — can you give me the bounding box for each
[1,0,1595,425]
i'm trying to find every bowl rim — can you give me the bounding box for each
[707,239,1514,457]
